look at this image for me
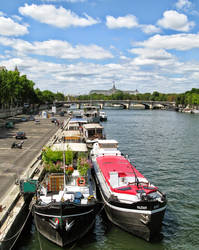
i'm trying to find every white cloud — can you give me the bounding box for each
[41,0,86,2]
[0,16,28,36]
[129,48,175,67]
[1,52,199,94]
[19,4,99,28]
[136,33,199,51]
[0,37,113,60]
[140,24,161,34]
[175,0,192,10]
[12,15,22,21]
[157,10,194,31]
[106,14,138,29]
[130,48,173,60]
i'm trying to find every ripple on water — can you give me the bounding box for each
[17,110,199,250]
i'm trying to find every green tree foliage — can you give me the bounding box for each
[0,69,36,108]
[77,88,199,106]
[1,68,199,107]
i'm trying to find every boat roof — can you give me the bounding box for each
[62,131,81,137]
[97,155,144,179]
[68,122,79,127]
[51,143,88,152]
[70,118,87,123]
[97,139,118,144]
[84,105,99,108]
[96,155,157,195]
[83,123,103,129]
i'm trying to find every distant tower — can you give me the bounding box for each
[112,81,116,90]
[14,66,19,72]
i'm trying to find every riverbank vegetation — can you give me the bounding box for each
[77,89,199,107]
[0,68,67,109]
[1,68,199,108]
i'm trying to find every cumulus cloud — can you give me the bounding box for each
[41,0,86,2]
[0,37,113,60]
[136,33,199,51]
[19,4,99,28]
[130,48,173,60]
[157,10,194,31]
[12,15,22,21]
[140,24,161,34]
[106,14,138,29]
[175,0,192,10]
[1,52,199,94]
[0,16,28,36]
[129,48,175,67]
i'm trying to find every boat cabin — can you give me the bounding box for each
[83,106,100,123]
[83,123,105,142]
[38,170,92,205]
[91,139,121,157]
[61,130,82,142]
[66,122,80,131]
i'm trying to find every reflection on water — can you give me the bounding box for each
[16,110,199,250]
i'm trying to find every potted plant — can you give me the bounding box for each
[77,156,92,176]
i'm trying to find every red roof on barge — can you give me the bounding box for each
[96,155,158,195]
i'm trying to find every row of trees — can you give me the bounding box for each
[1,69,199,108]
[77,89,199,107]
[0,69,66,109]
[77,91,177,102]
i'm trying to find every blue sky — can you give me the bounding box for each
[0,0,199,94]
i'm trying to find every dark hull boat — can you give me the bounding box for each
[98,185,166,241]
[91,140,167,242]
[33,199,98,246]
[31,122,100,247]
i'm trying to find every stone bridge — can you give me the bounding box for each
[56,100,176,110]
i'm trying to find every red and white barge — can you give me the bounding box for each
[91,140,167,241]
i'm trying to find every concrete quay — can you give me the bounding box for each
[0,114,67,249]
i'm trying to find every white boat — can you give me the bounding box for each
[99,111,107,121]
[191,109,199,114]
[82,123,106,148]
[83,105,100,123]
[90,140,167,242]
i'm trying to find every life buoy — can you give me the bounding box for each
[55,218,59,224]
[77,177,86,186]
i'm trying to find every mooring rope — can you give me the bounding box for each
[0,207,32,249]
[37,228,43,250]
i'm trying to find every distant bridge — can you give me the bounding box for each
[56,100,176,110]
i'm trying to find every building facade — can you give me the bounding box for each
[89,83,139,96]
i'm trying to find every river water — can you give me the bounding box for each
[16,109,199,250]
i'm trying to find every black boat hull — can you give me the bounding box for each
[97,183,166,242]
[105,202,166,241]
[33,202,99,247]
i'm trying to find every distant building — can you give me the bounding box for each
[0,66,6,71]
[89,83,139,96]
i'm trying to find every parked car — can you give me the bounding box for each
[29,115,35,121]
[5,121,14,129]
[20,117,27,122]
[16,131,26,139]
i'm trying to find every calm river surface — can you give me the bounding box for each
[16,110,199,250]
